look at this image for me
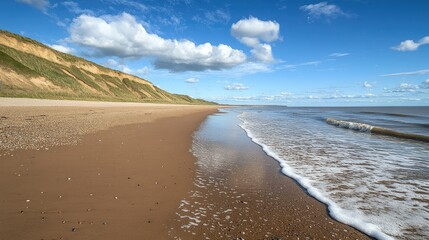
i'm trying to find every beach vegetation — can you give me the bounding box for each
[0,30,216,105]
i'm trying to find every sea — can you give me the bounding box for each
[235,106,429,240]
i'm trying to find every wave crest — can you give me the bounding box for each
[326,118,374,132]
[326,118,429,143]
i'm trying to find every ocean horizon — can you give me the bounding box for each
[2,1,428,239]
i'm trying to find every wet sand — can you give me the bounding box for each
[170,111,371,239]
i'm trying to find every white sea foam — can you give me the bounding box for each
[326,118,374,132]
[238,108,429,239]
[173,107,429,240]
[326,118,429,142]
[238,117,394,240]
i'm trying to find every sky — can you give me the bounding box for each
[1,0,429,106]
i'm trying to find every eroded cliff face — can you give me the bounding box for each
[0,30,213,105]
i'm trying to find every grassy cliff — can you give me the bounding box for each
[0,30,215,105]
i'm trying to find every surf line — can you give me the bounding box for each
[326,118,429,143]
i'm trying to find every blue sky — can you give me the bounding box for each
[1,0,429,106]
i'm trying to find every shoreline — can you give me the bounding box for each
[170,109,371,239]
[1,99,370,239]
[240,124,385,240]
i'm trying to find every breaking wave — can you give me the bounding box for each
[326,118,429,143]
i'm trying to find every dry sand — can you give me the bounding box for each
[0,97,218,151]
[0,98,218,239]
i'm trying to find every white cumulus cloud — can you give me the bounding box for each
[185,78,199,83]
[231,16,280,62]
[250,44,274,62]
[231,16,280,46]
[392,36,429,51]
[400,83,417,89]
[225,83,249,90]
[395,83,419,92]
[383,80,429,94]
[363,81,374,88]
[384,83,424,93]
[68,13,246,72]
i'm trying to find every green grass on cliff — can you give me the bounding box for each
[0,30,216,105]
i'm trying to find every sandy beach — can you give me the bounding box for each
[0,98,218,239]
[0,98,370,239]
